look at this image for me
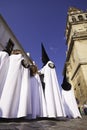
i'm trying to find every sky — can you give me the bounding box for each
[0,0,87,86]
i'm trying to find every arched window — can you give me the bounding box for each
[78,15,84,21]
[85,14,87,18]
[72,16,76,22]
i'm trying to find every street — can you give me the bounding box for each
[0,115,87,130]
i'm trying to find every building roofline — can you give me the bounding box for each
[0,14,33,65]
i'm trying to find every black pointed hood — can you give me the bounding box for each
[61,73,71,91]
[41,43,50,66]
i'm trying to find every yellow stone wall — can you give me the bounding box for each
[66,39,87,105]
[72,65,87,105]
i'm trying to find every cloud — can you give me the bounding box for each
[49,46,58,54]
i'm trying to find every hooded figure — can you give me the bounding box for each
[0,50,32,118]
[3,39,14,55]
[0,50,9,98]
[41,43,50,67]
[61,72,81,118]
[61,73,71,91]
[0,39,14,98]
[40,43,65,118]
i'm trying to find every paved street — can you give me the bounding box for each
[0,115,87,130]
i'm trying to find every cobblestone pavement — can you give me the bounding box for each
[0,115,87,130]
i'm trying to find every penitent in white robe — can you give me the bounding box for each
[62,88,81,118]
[40,61,65,118]
[0,51,9,98]
[30,74,42,119]
[34,74,47,118]
[0,54,23,118]
[17,67,32,118]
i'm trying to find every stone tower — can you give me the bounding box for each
[64,7,87,105]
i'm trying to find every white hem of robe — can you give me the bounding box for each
[62,88,81,118]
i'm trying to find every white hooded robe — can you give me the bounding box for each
[0,51,9,98]
[40,61,65,117]
[62,87,81,118]
[0,54,23,118]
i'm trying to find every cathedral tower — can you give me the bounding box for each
[64,7,87,105]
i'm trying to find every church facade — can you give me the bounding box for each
[64,7,87,106]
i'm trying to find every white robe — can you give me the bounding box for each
[0,54,23,118]
[62,88,81,118]
[34,74,47,117]
[30,74,41,119]
[17,67,32,117]
[0,53,46,119]
[40,61,65,117]
[0,51,9,98]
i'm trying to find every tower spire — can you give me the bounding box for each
[61,72,71,91]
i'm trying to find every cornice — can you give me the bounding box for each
[71,62,87,80]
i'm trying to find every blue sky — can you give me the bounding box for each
[0,0,87,85]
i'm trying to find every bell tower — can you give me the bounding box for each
[64,7,87,105]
